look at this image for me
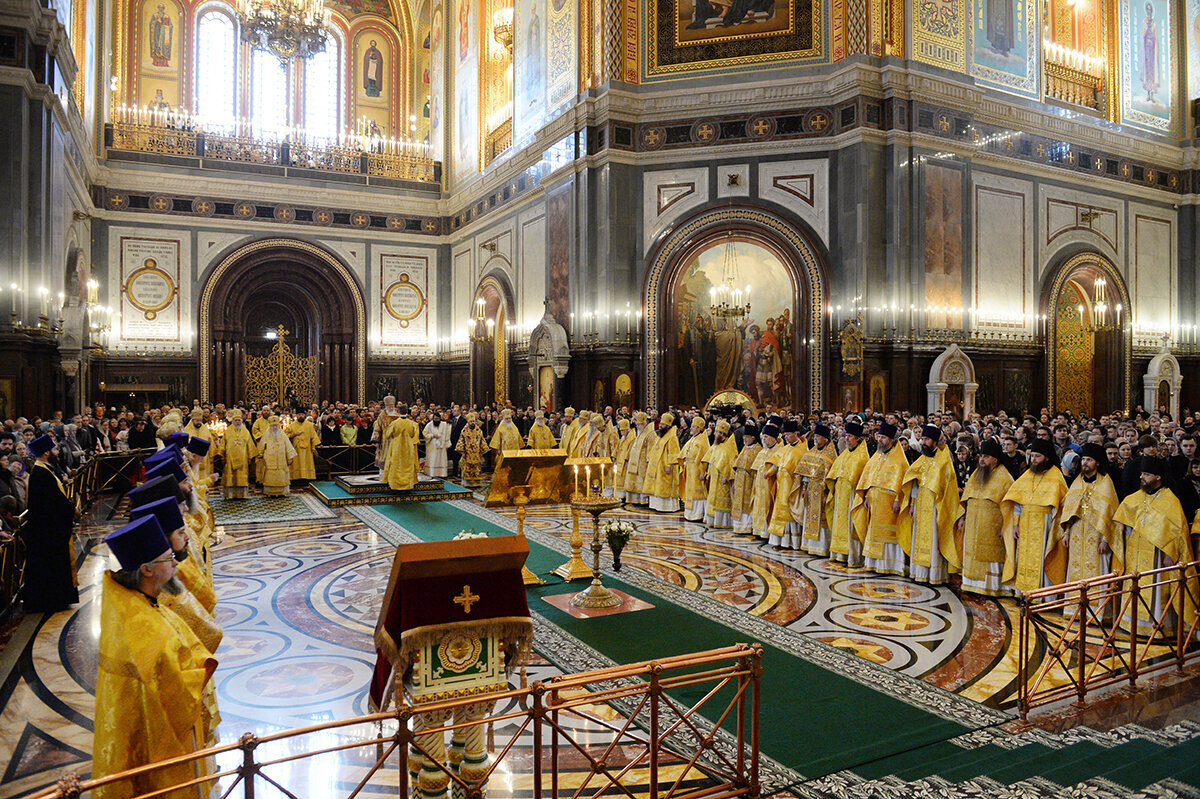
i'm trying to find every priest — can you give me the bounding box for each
[373,395,402,478]
[678,416,711,522]
[730,422,762,534]
[489,409,524,466]
[217,409,256,499]
[622,411,655,505]
[750,422,782,539]
[852,422,910,576]
[644,412,681,513]
[956,438,1015,596]
[250,405,272,485]
[525,410,556,450]
[1001,438,1069,593]
[21,433,78,613]
[286,410,321,483]
[795,423,837,557]
[385,404,421,491]
[1112,456,1196,635]
[258,416,297,496]
[185,408,215,481]
[455,412,489,486]
[1060,441,1122,584]
[612,418,635,501]
[702,419,739,527]
[423,410,453,478]
[897,425,962,584]
[93,514,216,799]
[827,421,870,566]
[767,420,805,549]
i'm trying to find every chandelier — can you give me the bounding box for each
[239,0,330,64]
[1079,276,1121,333]
[709,232,751,320]
[492,8,514,53]
[468,297,495,343]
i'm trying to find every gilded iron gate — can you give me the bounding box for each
[244,326,320,407]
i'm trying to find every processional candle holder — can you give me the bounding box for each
[567,491,622,609]
[508,484,545,585]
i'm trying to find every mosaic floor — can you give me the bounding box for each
[2,488,1198,798]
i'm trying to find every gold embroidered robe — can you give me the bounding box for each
[826,442,870,558]
[1060,472,1123,582]
[956,466,1014,588]
[1001,467,1069,591]
[702,437,739,517]
[851,444,909,563]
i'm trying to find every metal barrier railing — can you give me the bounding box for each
[0,522,26,617]
[1017,560,1200,721]
[313,444,379,477]
[29,644,762,799]
[67,449,155,510]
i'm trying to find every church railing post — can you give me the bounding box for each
[238,732,259,799]
[1017,595,1029,722]
[397,705,413,799]
[1073,583,1089,707]
[530,682,544,799]
[648,661,661,799]
[749,644,761,799]
[549,686,559,799]
[1128,573,1140,690]
[1176,566,1187,672]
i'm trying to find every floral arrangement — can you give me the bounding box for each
[453,529,488,540]
[602,519,634,571]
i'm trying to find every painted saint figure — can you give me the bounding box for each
[150,3,172,67]
[363,40,384,97]
[985,0,1014,56]
[1141,3,1159,101]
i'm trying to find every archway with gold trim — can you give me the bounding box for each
[1043,252,1131,415]
[199,238,367,405]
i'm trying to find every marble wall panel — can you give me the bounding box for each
[758,158,829,249]
[643,167,709,255]
[973,173,1033,327]
[1130,204,1175,334]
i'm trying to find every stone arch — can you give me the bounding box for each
[470,271,516,406]
[1144,349,1182,419]
[199,238,366,404]
[642,205,827,411]
[927,344,977,419]
[1042,251,1131,414]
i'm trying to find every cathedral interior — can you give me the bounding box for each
[3,0,1200,796]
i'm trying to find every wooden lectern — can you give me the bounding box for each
[370,535,533,799]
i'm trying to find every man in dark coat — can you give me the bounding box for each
[20,434,79,613]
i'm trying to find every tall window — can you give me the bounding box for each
[195,9,238,130]
[302,36,341,141]
[251,49,291,137]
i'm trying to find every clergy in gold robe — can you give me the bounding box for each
[1060,442,1122,584]
[644,412,682,513]
[185,409,215,482]
[1111,456,1197,635]
[489,409,525,467]
[703,419,739,527]
[564,410,590,457]
[827,421,870,566]
[287,412,321,481]
[558,407,577,451]
[955,438,1015,596]
[852,422,910,576]
[385,406,421,491]
[217,410,255,499]
[250,406,272,485]
[455,413,489,486]
[258,416,296,496]
[750,423,782,539]
[795,424,838,557]
[730,423,762,534]
[526,410,557,450]
[1001,438,1069,593]
[897,426,962,584]
[128,497,223,746]
[94,515,217,799]
[679,416,712,522]
[372,395,402,476]
[612,418,635,500]
[574,413,608,460]
[623,412,655,505]
[768,420,806,548]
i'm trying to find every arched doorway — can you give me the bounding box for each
[1044,252,1131,415]
[927,345,977,419]
[644,207,826,411]
[468,273,514,407]
[199,239,366,405]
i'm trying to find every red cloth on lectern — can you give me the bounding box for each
[370,567,530,709]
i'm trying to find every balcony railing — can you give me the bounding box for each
[105,122,439,184]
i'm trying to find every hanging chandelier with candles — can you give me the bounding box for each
[239,0,330,64]
[709,232,752,321]
[1079,276,1121,333]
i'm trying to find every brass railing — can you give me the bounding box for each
[29,644,762,799]
[66,449,155,511]
[1043,59,1103,110]
[0,525,25,617]
[1017,560,1200,721]
[105,122,439,183]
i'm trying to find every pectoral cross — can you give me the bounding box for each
[453,585,480,614]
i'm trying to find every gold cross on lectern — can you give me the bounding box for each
[453,585,480,614]
[274,325,290,339]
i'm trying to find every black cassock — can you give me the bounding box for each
[20,462,79,613]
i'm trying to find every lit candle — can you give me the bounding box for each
[586,466,592,497]
[574,464,579,496]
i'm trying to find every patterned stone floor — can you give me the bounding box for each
[1,488,1195,798]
